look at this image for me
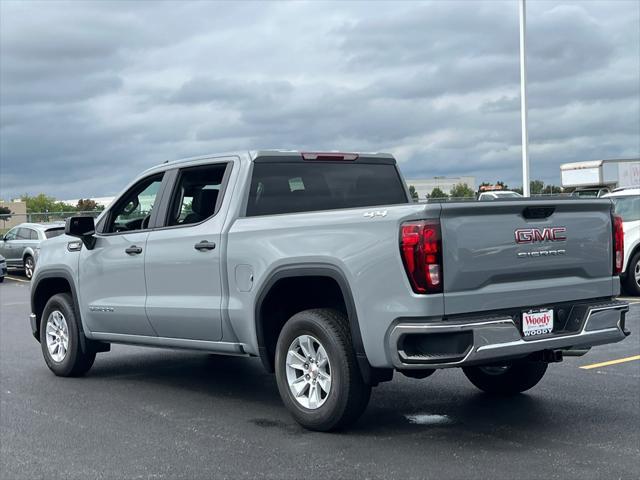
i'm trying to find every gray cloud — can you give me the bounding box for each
[0,0,638,201]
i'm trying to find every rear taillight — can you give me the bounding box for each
[400,220,443,294]
[613,214,624,275]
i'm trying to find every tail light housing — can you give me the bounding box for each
[400,220,443,294]
[613,214,624,275]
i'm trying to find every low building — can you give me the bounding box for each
[406,176,477,199]
[0,200,27,231]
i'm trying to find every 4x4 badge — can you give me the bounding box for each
[363,210,387,218]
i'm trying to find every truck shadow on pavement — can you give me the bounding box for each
[88,349,285,409]
[84,349,593,441]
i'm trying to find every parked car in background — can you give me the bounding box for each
[603,188,640,295]
[571,187,611,198]
[0,223,65,279]
[478,190,523,201]
[0,254,6,283]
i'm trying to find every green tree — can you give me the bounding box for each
[530,180,545,195]
[0,205,11,229]
[21,194,76,213]
[449,183,475,198]
[428,187,448,199]
[76,198,103,211]
[542,184,562,195]
[408,185,419,201]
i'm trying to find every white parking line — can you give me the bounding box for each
[3,276,29,283]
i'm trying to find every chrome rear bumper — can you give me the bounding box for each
[389,301,629,369]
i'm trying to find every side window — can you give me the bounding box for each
[4,227,18,241]
[615,197,640,222]
[166,163,229,226]
[104,174,164,234]
[16,228,31,240]
[29,229,39,240]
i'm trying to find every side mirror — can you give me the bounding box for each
[65,216,96,249]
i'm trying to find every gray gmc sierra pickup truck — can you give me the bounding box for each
[30,150,629,431]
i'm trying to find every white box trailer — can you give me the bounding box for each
[561,158,640,189]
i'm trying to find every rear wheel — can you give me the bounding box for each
[24,255,35,280]
[623,251,640,296]
[40,293,96,377]
[463,360,548,395]
[275,308,371,431]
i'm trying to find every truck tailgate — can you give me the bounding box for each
[440,199,616,315]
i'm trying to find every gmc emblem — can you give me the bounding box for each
[515,227,567,244]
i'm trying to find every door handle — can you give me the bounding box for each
[194,240,216,251]
[125,245,143,255]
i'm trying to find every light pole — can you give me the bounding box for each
[519,0,530,197]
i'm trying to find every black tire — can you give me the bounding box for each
[463,360,548,395]
[275,308,371,431]
[0,276,4,283]
[23,255,35,280]
[623,251,640,296]
[40,293,96,377]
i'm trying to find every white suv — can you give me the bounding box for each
[604,188,640,295]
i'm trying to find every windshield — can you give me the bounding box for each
[612,196,640,222]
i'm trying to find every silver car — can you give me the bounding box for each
[0,223,65,279]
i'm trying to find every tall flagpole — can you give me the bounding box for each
[519,0,530,197]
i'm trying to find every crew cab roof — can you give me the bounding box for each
[140,150,395,176]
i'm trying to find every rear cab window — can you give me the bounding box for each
[246,160,408,216]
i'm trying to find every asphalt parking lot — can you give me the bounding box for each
[1,275,639,480]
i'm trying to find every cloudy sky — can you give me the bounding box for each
[1,0,638,200]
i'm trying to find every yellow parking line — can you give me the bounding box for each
[580,355,640,370]
[4,276,29,283]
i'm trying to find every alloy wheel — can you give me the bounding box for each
[285,335,332,409]
[45,310,69,363]
[24,257,34,279]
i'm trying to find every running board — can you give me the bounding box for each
[87,332,250,356]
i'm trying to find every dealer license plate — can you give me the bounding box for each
[522,309,554,337]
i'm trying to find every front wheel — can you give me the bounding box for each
[275,308,371,431]
[24,255,35,280]
[463,360,548,395]
[40,293,96,377]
